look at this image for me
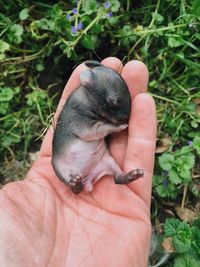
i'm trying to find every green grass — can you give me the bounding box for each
[0,0,200,265]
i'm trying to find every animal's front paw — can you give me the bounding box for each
[119,124,128,130]
[69,175,83,194]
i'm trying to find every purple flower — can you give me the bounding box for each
[77,22,83,30]
[162,170,168,176]
[104,2,110,9]
[163,178,168,187]
[72,8,78,14]
[71,26,77,34]
[106,12,112,18]
[187,140,193,146]
[66,14,71,20]
[106,12,113,18]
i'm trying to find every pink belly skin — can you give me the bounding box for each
[54,138,123,192]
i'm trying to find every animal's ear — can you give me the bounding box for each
[84,60,102,69]
[80,69,95,86]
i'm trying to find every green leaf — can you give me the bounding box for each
[191,120,198,128]
[173,234,191,253]
[174,255,200,267]
[159,154,174,171]
[36,63,45,72]
[0,87,20,114]
[174,221,192,253]
[26,91,48,106]
[0,102,9,115]
[179,168,192,184]
[153,175,162,185]
[0,87,16,102]
[169,169,182,184]
[164,218,180,236]
[191,0,200,16]
[155,183,177,198]
[192,218,200,228]
[151,12,164,22]
[35,18,55,31]
[81,35,95,49]
[19,8,29,20]
[193,136,200,155]
[8,24,24,44]
[82,0,97,14]
[164,219,192,253]
[191,226,200,255]
[0,53,5,60]
[149,80,158,88]
[155,184,167,197]
[10,24,23,36]
[0,40,10,53]
[168,36,184,48]
[153,175,178,198]
[179,146,191,154]
[164,218,181,237]
[110,0,120,12]
[49,4,63,19]
[181,154,195,170]
[107,16,118,24]
[91,24,102,34]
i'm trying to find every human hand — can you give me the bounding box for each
[0,57,156,267]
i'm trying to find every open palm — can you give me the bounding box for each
[0,57,156,267]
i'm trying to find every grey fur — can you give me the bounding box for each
[52,61,143,194]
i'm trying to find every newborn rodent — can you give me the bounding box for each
[52,60,144,194]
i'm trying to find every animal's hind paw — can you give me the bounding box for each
[69,174,83,194]
[114,168,144,185]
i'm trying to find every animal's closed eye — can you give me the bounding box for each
[106,94,118,106]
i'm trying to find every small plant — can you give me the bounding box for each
[174,255,200,267]
[0,83,52,161]
[29,1,121,57]
[153,136,200,200]
[163,218,200,265]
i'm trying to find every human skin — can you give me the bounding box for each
[0,57,157,267]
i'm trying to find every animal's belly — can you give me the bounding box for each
[66,139,107,177]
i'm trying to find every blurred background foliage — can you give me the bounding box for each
[0,0,200,266]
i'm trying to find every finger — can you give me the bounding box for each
[124,93,157,207]
[109,61,149,168]
[101,57,123,73]
[122,60,149,98]
[40,57,122,157]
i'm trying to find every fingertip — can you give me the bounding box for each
[123,60,149,80]
[122,60,149,98]
[101,57,123,73]
[124,59,148,71]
